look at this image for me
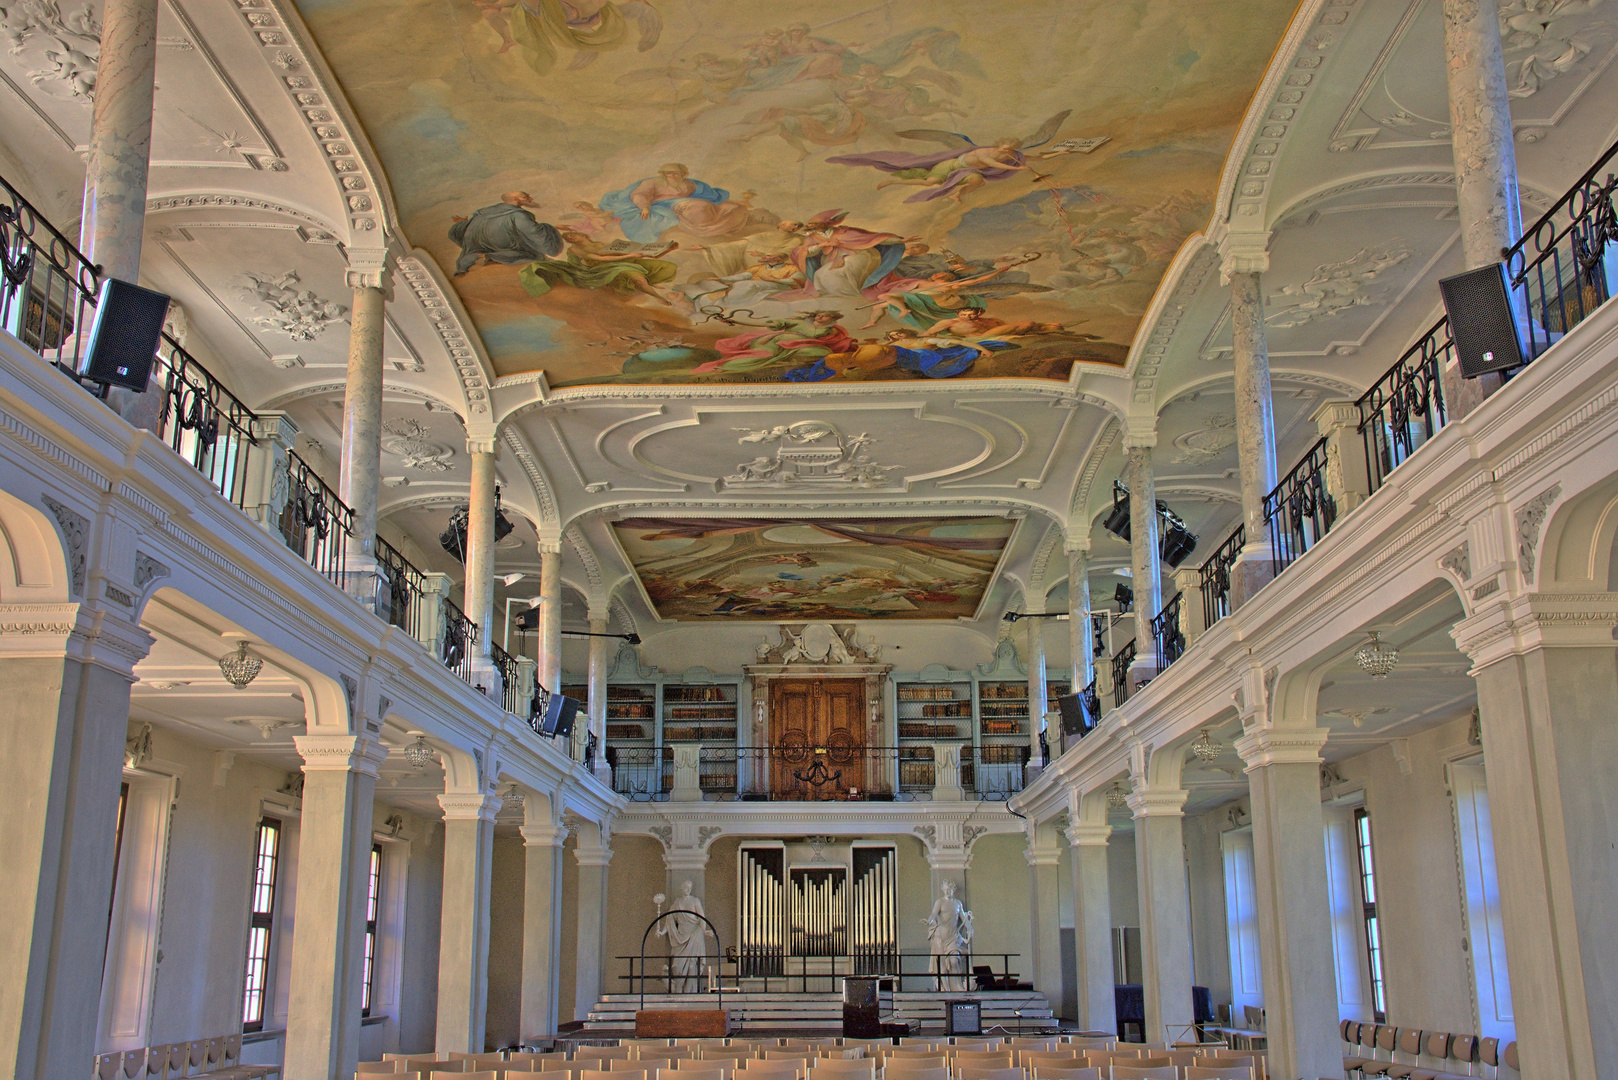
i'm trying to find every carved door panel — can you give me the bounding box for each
[770,678,865,799]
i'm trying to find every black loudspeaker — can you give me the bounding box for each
[1439,263,1525,378]
[946,999,981,1036]
[79,279,170,390]
[1056,691,1093,737]
[514,609,539,632]
[539,693,580,738]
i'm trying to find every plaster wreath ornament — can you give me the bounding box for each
[1171,411,1237,465]
[722,420,899,489]
[765,623,880,665]
[381,418,455,472]
[234,270,350,341]
[2,0,101,100]
[1265,243,1412,329]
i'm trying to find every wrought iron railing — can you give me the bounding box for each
[1111,638,1137,708]
[1263,436,1337,575]
[278,451,352,588]
[961,743,1031,800]
[1357,320,1450,496]
[490,638,520,714]
[373,534,426,639]
[607,746,668,800]
[1,172,99,374]
[1151,591,1185,669]
[442,597,476,684]
[1081,678,1100,726]
[1199,523,1244,629]
[150,333,258,508]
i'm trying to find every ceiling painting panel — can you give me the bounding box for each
[292,0,1297,386]
[611,515,1017,621]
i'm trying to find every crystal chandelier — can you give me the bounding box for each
[218,641,264,690]
[1106,782,1128,808]
[1354,631,1400,679]
[1191,728,1224,762]
[403,734,436,770]
[502,782,526,807]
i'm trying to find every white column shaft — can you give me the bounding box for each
[1027,836,1062,1008]
[436,795,498,1054]
[465,450,497,660]
[587,617,609,777]
[538,549,562,693]
[1134,799,1193,1041]
[1026,617,1047,766]
[1127,445,1163,677]
[1068,829,1115,1034]
[1068,548,1095,691]
[79,0,157,283]
[339,286,386,562]
[573,845,612,1020]
[519,832,565,1041]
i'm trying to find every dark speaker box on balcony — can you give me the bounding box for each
[539,693,580,738]
[1056,691,1092,737]
[79,279,170,391]
[1439,263,1525,378]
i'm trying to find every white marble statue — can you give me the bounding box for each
[655,880,712,992]
[923,879,974,992]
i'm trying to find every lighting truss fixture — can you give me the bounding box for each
[1191,728,1224,762]
[218,641,264,690]
[1106,782,1129,809]
[561,628,642,645]
[1113,583,1134,611]
[439,486,516,563]
[403,734,436,770]
[1002,611,1070,622]
[1354,631,1400,679]
[1100,481,1200,567]
[1102,481,1133,540]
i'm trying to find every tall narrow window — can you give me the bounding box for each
[1354,808,1387,1021]
[361,843,382,1016]
[242,817,281,1031]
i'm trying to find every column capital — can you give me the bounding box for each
[1065,530,1092,555]
[1065,822,1112,847]
[1234,726,1328,770]
[344,247,394,299]
[2,601,154,674]
[664,847,711,873]
[1311,399,1362,434]
[294,733,389,777]
[465,437,499,456]
[438,791,502,821]
[519,822,567,848]
[1127,787,1187,819]
[574,842,613,868]
[1218,231,1271,282]
[1122,427,1157,450]
[1452,591,1618,670]
[538,537,563,555]
[1024,843,1061,868]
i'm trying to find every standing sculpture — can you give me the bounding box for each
[655,880,712,992]
[923,879,974,992]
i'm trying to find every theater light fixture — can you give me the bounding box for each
[1101,481,1200,566]
[1113,583,1134,611]
[439,487,516,562]
[1102,481,1132,540]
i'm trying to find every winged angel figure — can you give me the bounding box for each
[493,0,661,75]
[828,110,1108,204]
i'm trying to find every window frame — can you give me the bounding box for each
[241,816,282,1033]
[361,842,382,1017]
[1353,807,1388,1022]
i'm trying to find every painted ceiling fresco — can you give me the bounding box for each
[295,0,1297,386]
[611,517,1016,621]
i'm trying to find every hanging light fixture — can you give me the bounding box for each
[1354,631,1400,679]
[502,782,526,808]
[218,641,264,690]
[402,734,436,770]
[1191,727,1224,762]
[1106,781,1128,808]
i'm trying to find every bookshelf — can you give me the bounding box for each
[662,682,738,792]
[893,679,971,793]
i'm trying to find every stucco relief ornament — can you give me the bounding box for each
[4,0,101,100]
[772,623,879,665]
[1170,412,1237,465]
[235,270,349,341]
[722,421,898,489]
[1265,243,1411,329]
[381,418,455,472]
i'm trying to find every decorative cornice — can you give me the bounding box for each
[438,791,502,822]
[293,733,389,777]
[1452,592,1618,670]
[1064,823,1112,847]
[1126,787,1187,819]
[1234,726,1329,769]
[520,822,567,848]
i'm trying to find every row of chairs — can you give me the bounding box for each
[1340,1023,1517,1080]
[95,1036,278,1080]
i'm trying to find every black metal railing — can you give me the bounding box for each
[632,745,1033,802]
[961,743,1031,800]
[1152,591,1185,669]
[442,597,476,684]
[490,638,519,714]
[607,746,667,800]
[150,333,258,509]
[278,450,352,588]
[1081,678,1101,726]
[1,172,99,374]
[373,534,426,639]
[1357,320,1450,496]
[1505,137,1618,363]
[1263,436,1337,575]
[1199,523,1244,629]
[1111,639,1137,708]
[616,950,1023,996]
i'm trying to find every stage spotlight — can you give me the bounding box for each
[1114,583,1134,611]
[1102,481,1131,540]
[1159,506,1199,568]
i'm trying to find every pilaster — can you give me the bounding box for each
[519,797,565,1042]
[1129,785,1192,1042]
[1065,819,1116,1036]
[436,791,500,1055]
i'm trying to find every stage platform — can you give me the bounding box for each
[584,990,1056,1036]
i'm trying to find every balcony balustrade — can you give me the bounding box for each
[1151,591,1185,670]
[1111,638,1137,709]
[1198,523,1244,630]
[1263,436,1337,576]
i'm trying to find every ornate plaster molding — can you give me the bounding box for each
[39,494,87,596]
[438,791,502,821]
[293,733,388,777]
[1516,483,1561,582]
[1233,725,1329,769]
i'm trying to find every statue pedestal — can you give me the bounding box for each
[635,1008,730,1037]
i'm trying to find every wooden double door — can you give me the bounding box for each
[769,678,866,800]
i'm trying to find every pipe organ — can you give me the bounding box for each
[738,843,897,973]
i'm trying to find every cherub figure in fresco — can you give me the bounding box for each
[509,0,661,75]
[828,110,1076,204]
[517,231,679,303]
[559,200,620,236]
[449,192,563,276]
[599,163,771,245]
[466,0,519,53]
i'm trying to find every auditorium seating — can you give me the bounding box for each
[94,1037,283,1080]
[1338,1021,1516,1080]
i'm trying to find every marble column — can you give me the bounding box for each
[1025,822,1064,1010]
[1452,594,1618,1080]
[537,545,562,695]
[1065,817,1116,1035]
[1442,0,1522,417]
[1130,786,1193,1043]
[465,443,498,697]
[1068,543,1095,694]
[587,613,610,781]
[283,734,388,1080]
[0,607,151,1080]
[1226,260,1279,608]
[1236,727,1342,1080]
[1126,438,1163,687]
[572,825,613,1022]
[79,0,157,284]
[338,255,391,569]
[1025,606,1048,769]
[519,799,566,1042]
[435,790,500,1055]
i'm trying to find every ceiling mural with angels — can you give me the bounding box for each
[294,0,1297,386]
[612,517,1017,621]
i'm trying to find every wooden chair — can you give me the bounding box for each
[1032,1070,1101,1080]
[623,1062,673,1075]
[1204,1051,1265,1080]
[1005,1042,1056,1052]
[1183,1069,1255,1080]
[949,1043,1004,1054]
[953,1054,1015,1070]
[1109,1069,1177,1080]
[1018,1053,1079,1070]
[580,1070,648,1080]
[956,1068,1025,1080]
[882,1071,949,1080]
[578,1051,635,1063]
[660,1068,726,1080]
[431,1065,475,1075]
[435,1072,496,1080]
[809,1062,873,1078]
[540,1063,582,1075]
[360,1065,406,1075]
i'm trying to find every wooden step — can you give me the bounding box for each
[583,990,1055,1034]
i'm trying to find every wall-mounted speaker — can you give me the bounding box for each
[1439,263,1525,378]
[538,693,579,738]
[1056,691,1092,737]
[78,279,170,391]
